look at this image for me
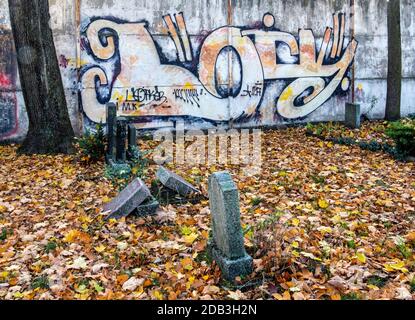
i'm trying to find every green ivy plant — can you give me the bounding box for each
[386,118,415,157]
[76,122,106,163]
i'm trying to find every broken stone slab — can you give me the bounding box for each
[207,171,253,281]
[156,166,201,197]
[104,178,151,220]
[132,197,160,217]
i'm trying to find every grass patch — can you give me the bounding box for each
[341,292,361,300]
[0,228,12,241]
[396,242,412,259]
[195,250,212,264]
[44,241,58,254]
[366,275,388,288]
[347,240,356,249]
[410,277,415,293]
[31,275,50,290]
[251,197,263,207]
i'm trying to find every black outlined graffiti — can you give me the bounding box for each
[79,12,357,124]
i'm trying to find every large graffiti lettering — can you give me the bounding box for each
[0,28,18,139]
[80,12,357,124]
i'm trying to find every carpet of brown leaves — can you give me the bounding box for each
[0,124,414,300]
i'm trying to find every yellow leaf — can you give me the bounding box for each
[63,229,91,244]
[331,215,342,224]
[0,205,7,213]
[153,290,164,300]
[13,292,24,299]
[95,245,106,253]
[278,171,288,177]
[317,226,332,234]
[184,232,198,245]
[64,230,80,243]
[356,252,367,264]
[0,271,9,280]
[102,196,111,204]
[367,284,379,290]
[63,166,74,175]
[291,218,300,227]
[318,199,330,209]
[384,260,408,273]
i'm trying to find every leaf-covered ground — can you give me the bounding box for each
[0,124,414,300]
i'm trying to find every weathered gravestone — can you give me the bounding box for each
[106,103,117,163]
[345,103,361,129]
[127,124,140,160]
[104,178,152,220]
[156,166,201,197]
[207,172,253,281]
[116,118,128,162]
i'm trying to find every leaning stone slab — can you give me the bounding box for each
[207,171,253,281]
[156,166,201,197]
[104,178,151,220]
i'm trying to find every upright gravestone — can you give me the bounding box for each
[345,103,361,129]
[106,103,117,163]
[116,118,127,162]
[127,124,139,160]
[207,171,253,281]
[104,178,152,220]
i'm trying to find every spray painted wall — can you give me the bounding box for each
[0,0,414,141]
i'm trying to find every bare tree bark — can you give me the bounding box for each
[8,0,75,154]
[385,0,402,121]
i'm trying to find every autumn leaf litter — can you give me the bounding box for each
[0,125,414,300]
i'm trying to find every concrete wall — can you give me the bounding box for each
[0,0,80,142]
[0,0,414,142]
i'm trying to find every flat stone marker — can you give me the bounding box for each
[156,166,201,197]
[207,171,253,281]
[104,178,151,220]
[345,102,361,129]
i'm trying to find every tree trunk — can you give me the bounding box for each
[385,0,402,121]
[8,0,75,154]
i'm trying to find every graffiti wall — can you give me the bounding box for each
[0,0,414,141]
[80,11,357,128]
